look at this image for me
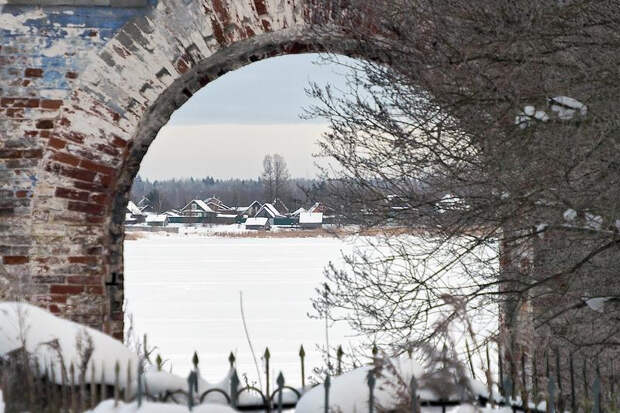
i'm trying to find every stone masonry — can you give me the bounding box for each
[0,0,360,339]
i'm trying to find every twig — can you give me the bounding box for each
[239,291,263,391]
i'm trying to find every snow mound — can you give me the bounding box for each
[550,96,587,120]
[563,208,577,221]
[86,399,236,413]
[0,302,137,388]
[296,356,423,413]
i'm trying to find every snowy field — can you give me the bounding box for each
[124,233,359,385]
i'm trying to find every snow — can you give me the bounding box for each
[86,399,236,413]
[245,217,269,226]
[535,223,548,235]
[550,96,587,120]
[146,215,168,224]
[585,213,603,230]
[299,212,323,224]
[0,390,4,413]
[523,106,535,116]
[584,297,611,312]
[124,235,359,381]
[534,110,549,121]
[0,302,137,388]
[296,356,491,413]
[563,208,577,221]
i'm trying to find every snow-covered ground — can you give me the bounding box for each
[124,234,359,384]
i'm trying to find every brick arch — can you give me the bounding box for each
[0,0,369,338]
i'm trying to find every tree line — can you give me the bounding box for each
[130,154,326,213]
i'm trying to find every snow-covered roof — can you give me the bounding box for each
[182,199,214,213]
[300,212,323,224]
[245,217,269,226]
[163,210,181,217]
[256,203,283,218]
[127,201,143,216]
[216,214,237,218]
[292,207,306,216]
[146,215,168,223]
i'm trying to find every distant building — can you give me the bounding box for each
[234,200,262,218]
[299,212,323,229]
[245,217,270,230]
[254,203,285,224]
[203,196,232,213]
[126,201,146,224]
[181,200,216,218]
[146,214,169,227]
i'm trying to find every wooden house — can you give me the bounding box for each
[180,200,216,219]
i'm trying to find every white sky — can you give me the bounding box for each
[137,53,353,180]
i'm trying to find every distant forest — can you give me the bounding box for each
[129,175,325,213]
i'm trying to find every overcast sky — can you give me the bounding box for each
[137,54,351,180]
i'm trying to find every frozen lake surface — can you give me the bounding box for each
[124,233,359,385]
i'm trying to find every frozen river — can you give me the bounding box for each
[124,233,359,386]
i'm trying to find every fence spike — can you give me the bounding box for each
[300,345,306,388]
[91,362,97,408]
[192,351,199,370]
[228,351,236,368]
[230,369,240,408]
[156,354,163,371]
[114,361,120,407]
[276,372,285,413]
[324,374,331,413]
[70,363,77,413]
[337,345,344,375]
[100,361,106,403]
[372,343,378,365]
[126,360,132,403]
[367,369,376,413]
[137,359,144,408]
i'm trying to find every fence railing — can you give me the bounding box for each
[0,342,617,413]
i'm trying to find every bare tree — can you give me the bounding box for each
[261,154,275,201]
[272,153,290,201]
[308,0,620,387]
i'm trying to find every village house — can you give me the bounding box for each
[245,217,270,230]
[254,203,285,225]
[299,212,323,229]
[126,200,147,225]
[146,214,169,227]
[181,200,216,218]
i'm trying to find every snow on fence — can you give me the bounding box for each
[1,341,617,413]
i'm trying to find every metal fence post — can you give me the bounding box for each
[230,369,240,409]
[411,376,418,413]
[324,374,331,413]
[137,359,144,408]
[300,345,306,388]
[265,347,271,413]
[187,371,197,411]
[367,369,376,413]
[548,375,556,413]
[593,376,600,413]
[276,372,285,413]
[228,352,236,369]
